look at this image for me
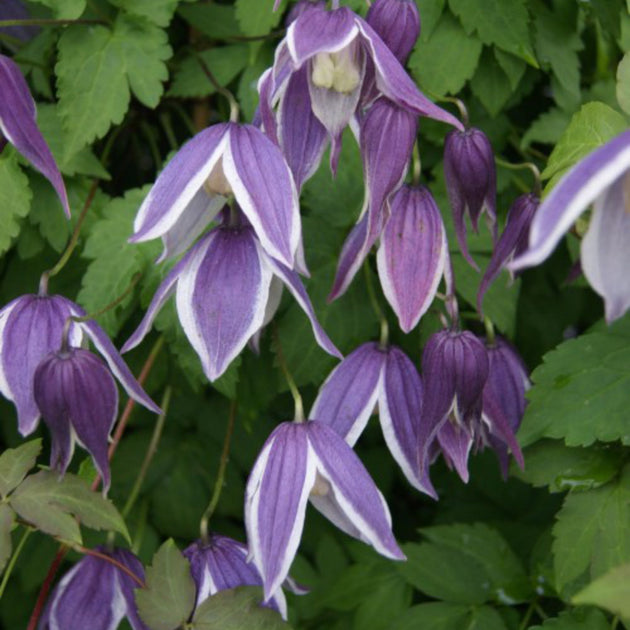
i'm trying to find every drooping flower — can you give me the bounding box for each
[285,0,326,25]
[245,420,405,601]
[477,193,538,315]
[366,0,421,64]
[0,54,69,216]
[444,127,497,269]
[509,129,630,323]
[39,547,148,630]
[123,217,341,381]
[0,294,157,437]
[129,122,301,269]
[311,342,435,497]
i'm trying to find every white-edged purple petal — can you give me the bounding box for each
[306,420,405,561]
[510,129,630,272]
[245,422,317,601]
[437,422,473,483]
[366,0,420,63]
[377,185,447,333]
[0,54,70,217]
[265,256,342,359]
[310,342,384,445]
[176,226,273,381]
[109,548,149,630]
[224,124,300,268]
[130,124,230,243]
[580,173,630,322]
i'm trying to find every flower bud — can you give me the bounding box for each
[366,0,421,63]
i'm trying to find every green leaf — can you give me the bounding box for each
[0,504,15,575]
[542,102,627,183]
[409,12,482,96]
[469,48,513,117]
[178,3,241,39]
[494,49,525,90]
[521,108,572,149]
[573,563,630,619]
[192,586,291,629]
[110,0,180,27]
[0,440,42,499]
[9,471,129,544]
[617,52,630,115]
[448,0,536,65]
[56,16,171,153]
[529,608,609,629]
[392,603,507,630]
[552,466,630,594]
[135,539,196,630]
[235,0,285,37]
[0,150,32,256]
[29,0,86,19]
[416,0,446,41]
[518,315,630,447]
[515,440,623,493]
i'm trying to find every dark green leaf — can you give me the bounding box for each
[0,439,42,498]
[178,3,241,39]
[470,48,513,117]
[29,0,86,19]
[0,504,15,575]
[617,52,630,115]
[0,150,32,256]
[110,0,180,27]
[529,608,609,629]
[392,603,506,630]
[521,108,572,149]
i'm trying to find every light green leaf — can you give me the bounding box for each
[29,0,86,19]
[235,0,285,37]
[0,150,33,256]
[409,12,482,96]
[552,466,630,594]
[192,586,290,629]
[416,0,446,41]
[178,3,241,39]
[573,563,630,619]
[521,108,572,149]
[0,440,42,498]
[135,539,196,630]
[9,471,129,543]
[518,315,630,447]
[110,0,180,27]
[0,504,15,575]
[530,608,609,629]
[616,52,630,115]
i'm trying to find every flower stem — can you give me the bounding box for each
[411,142,422,186]
[199,400,238,543]
[363,261,389,348]
[74,546,146,588]
[0,527,31,600]
[194,52,240,122]
[484,317,496,346]
[272,324,304,422]
[495,157,542,197]
[26,546,67,630]
[0,18,105,27]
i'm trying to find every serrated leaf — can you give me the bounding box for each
[518,315,630,447]
[29,0,86,19]
[521,108,572,149]
[110,0,180,27]
[573,563,630,619]
[10,470,129,543]
[417,0,446,41]
[409,12,482,96]
[469,48,513,117]
[530,608,609,629]
[0,150,33,256]
[235,0,285,37]
[0,504,15,575]
[0,439,42,498]
[192,586,290,629]
[135,539,196,630]
[494,49,525,90]
[552,466,630,594]
[617,52,630,115]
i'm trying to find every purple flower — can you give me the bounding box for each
[311,342,435,497]
[245,420,405,601]
[0,294,158,438]
[285,0,326,25]
[510,129,630,323]
[129,122,301,269]
[444,127,497,270]
[366,0,421,63]
[259,4,461,172]
[0,54,69,216]
[123,220,341,381]
[183,535,304,620]
[39,547,148,630]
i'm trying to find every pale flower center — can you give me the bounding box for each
[203,157,232,196]
[310,472,331,497]
[311,48,361,94]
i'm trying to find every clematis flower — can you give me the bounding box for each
[311,342,435,497]
[40,547,148,630]
[366,0,421,64]
[123,217,341,381]
[259,4,461,172]
[245,420,405,601]
[0,54,69,216]
[510,129,630,323]
[444,127,497,269]
[129,122,301,269]
[0,293,158,437]
[184,535,305,620]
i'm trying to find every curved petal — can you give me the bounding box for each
[110,549,149,630]
[437,422,473,483]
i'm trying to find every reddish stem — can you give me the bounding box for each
[26,547,67,630]
[77,547,146,588]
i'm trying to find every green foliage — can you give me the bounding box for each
[0,504,15,575]
[0,440,42,498]
[29,0,86,19]
[0,150,32,257]
[617,52,630,115]
[235,0,285,37]
[393,602,508,630]
[573,563,630,620]
[530,609,609,629]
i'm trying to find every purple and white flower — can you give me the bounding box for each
[245,420,404,601]
[510,129,630,323]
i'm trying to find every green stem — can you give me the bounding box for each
[363,262,389,347]
[159,112,179,152]
[411,142,421,186]
[518,602,536,630]
[0,18,105,27]
[194,52,240,122]
[140,121,162,172]
[484,317,496,346]
[495,157,542,197]
[167,102,197,137]
[199,400,238,543]
[0,527,31,600]
[121,387,172,520]
[272,324,304,422]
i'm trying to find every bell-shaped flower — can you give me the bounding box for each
[481,336,528,478]
[184,535,305,621]
[418,329,489,485]
[129,122,301,268]
[444,127,497,269]
[311,342,435,497]
[366,0,421,64]
[123,219,341,382]
[477,193,538,315]
[0,293,158,438]
[510,129,630,323]
[245,420,405,601]
[40,547,148,630]
[377,185,448,332]
[259,4,461,171]
[0,54,69,216]
[329,98,418,300]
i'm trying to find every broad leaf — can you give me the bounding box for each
[573,563,630,619]
[29,0,86,19]
[392,602,507,630]
[529,609,609,629]
[235,0,285,37]
[0,504,15,575]
[0,150,33,256]
[0,439,41,498]
[110,0,180,27]
[178,3,241,39]
[617,52,630,115]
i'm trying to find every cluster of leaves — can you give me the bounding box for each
[1,0,630,628]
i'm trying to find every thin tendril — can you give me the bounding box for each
[0,18,105,27]
[194,52,240,122]
[74,546,146,588]
[495,157,542,197]
[272,324,304,422]
[363,262,389,347]
[0,527,31,600]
